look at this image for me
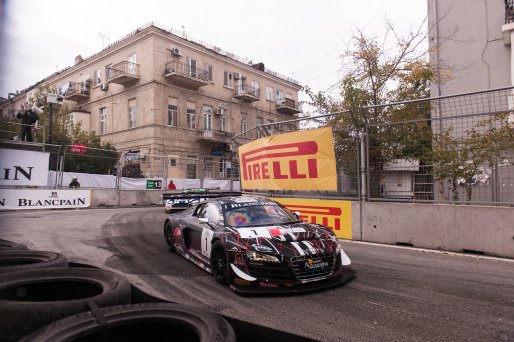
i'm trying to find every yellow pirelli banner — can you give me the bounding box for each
[238,127,337,190]
[274,198,352,239]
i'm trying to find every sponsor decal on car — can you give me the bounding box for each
[251,244,273,252]
[235,278,251,286]
[305,258,329,270]
[258,282,279,288]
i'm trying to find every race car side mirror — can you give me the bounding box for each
[199,217,209,223]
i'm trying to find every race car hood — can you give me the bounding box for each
[230,222,340,257]
[235,221,328,242]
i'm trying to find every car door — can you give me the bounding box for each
[188,202,219,262]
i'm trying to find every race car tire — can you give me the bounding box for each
[0,250,68,274]
[20,302,237,342]
[0,267,132,341]
[210,240,228,284]
[0,239,29,250]
[164,222,175,252]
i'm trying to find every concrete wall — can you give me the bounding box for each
[90,189,514,258]
[353,202,514,259]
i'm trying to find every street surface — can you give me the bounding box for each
[1,207,513,342]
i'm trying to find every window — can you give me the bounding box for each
[94,69,102,86]
[266,86,273,101]
[187,155,196,179]
[276,89,284,104]
[205,64,213,82]
[224,71,233,88]
[251,80,260,97]
[99,107,107,134]
[220,115,226,132]
[241,113,247,136]
[204,157,213,178]
[168,97,178,126]
[256,117,263,138]
[170,158,177,166]
[202,105,213,131]
[68,113,74,134]
[128,99,137,128]
[128,53,137,75]
[106,64,113,81]
[187,57,197,78]
[187,102,196,129]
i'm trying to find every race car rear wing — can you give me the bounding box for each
[161,191,242,203]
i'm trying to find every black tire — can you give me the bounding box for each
[20,302,237,342]
[0,239,29,250]
[0,250,68,274]
[0,267,132,341]
[210,240,228,284]
[164,222,175,252]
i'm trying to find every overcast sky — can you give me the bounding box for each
[0,0,427,100]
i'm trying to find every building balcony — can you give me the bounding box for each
[276,98,301,115]
[196,129,233,144]
[63,81,91,101]
[234,84,260,102]
[164,61,209,88]
[107,61,140,85]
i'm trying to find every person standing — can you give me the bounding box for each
[16,105,41,142]
[69,176,81,188]
[167,180,177,190]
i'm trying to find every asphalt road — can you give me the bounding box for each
[1,207,513,342]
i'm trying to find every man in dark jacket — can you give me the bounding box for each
[16,106,41,142]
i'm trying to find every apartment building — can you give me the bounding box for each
[6,22,302,179]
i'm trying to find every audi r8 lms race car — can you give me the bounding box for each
[163,194,355,293]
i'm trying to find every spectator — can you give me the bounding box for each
[16,105,41,142]
[69,176,81,188]
[167,180,177,190]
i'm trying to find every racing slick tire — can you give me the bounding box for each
[164,222,176,252]
[0,267,132,341]
[210,240,229,284]
[0,239,29,250]
[20,302,237,342]
[0,250,68,274]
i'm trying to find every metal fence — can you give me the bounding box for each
[1,86,513,205]
[256,86,514,206]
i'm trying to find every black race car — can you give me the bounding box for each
[163,195,354,293]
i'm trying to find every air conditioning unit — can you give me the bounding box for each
[172,47,181,56]
[100,84,108,91]
[216,108,224,115]
[234,72,241,79]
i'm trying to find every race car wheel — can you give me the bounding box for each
[210,241,228,284]
[0,267,132,341]
[164,222,175,252]
[0,250,68,274]
[20,302,237,342]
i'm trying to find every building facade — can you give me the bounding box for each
[6,23,302,180]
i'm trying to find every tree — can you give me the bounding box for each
[305,21,435,197]
[429,113,514,203]
[2,85,118,174]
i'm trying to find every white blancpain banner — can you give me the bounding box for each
[0,189,91,210]
[0,148,50,186]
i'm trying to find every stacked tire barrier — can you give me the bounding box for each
[0,240,317,342]
[0,241,237,342]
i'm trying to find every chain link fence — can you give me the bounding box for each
[2,86,513,205]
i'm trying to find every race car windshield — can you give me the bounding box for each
[224,204,300,227]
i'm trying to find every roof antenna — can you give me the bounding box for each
[99,33,110,49]
[181,25,186,38]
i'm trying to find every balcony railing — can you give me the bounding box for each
[196,129,233,143]
[62,81,91,101]
[276,98,301,115]
[108,61,140,85]
[164,61,209,88]
[234,84,260,102]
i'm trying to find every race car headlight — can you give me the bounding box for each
[246,251,280,263]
